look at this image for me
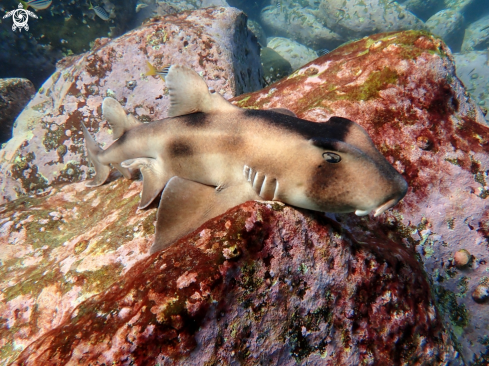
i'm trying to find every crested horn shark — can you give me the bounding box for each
[81,65,408,254]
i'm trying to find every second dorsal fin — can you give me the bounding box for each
[165,65,239,117]
[102,97,143,139]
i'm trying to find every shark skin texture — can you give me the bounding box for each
[81,63,407,254]
[1,30,488,365]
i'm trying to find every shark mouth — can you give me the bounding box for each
[354,198,399,217]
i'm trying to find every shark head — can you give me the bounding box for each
[303,117,408,216]
[267,115,408,217]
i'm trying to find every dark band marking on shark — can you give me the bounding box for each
[81,64,408,254]
[169,140,194,157]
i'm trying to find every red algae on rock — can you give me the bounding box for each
[11,202,458,365]
[232,30,488,362]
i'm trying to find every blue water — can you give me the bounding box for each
[0,0,488,88]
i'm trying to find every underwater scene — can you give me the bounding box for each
[1,0,489,364]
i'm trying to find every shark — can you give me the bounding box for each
[81,64,408,254]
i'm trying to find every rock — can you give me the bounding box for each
[267,37,318,71]
[0,0,136,89]
[453,249,471,268]
[0,7,264,205]
[425,9,465,51]
[151,0,229,17]
[402,0,442,20]
[260,47,292,84]
[247,19,267,46]
[472,283,489,303]
[2,196,459,365]
[453,50,489,122]
[461,14,489,52]
[234,30,489,362]
[444,0,477,12]
[0,29,486,364]
[0,78,35,144]
[260,2,344,50]
[317,0,426,39]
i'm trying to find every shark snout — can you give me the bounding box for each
[355,175,408,217]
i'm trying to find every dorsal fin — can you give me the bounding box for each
[102,97,143,139]
[165,65,239,117]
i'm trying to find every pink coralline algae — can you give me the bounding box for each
[235,30,489,363]
[11,202,458,365]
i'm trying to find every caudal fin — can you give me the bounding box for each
[81,123,111,187]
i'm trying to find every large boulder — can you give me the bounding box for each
[0,78,35,144]
[5,200,458,365]
[461,14,489,52]
[453,50,489,121]
[1,29,488,364]
[235,30,489,363]
[267,37,319,71]
[425,9,465,51]
[260,2,344,50]
[0,6,264,205]
[316,0,426,39]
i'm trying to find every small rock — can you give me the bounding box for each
[472,284,489,303]
[416,135,433,150]
[267,37,318,71]
[260,47,292,84]
[222,244,240,259]
[453,249,471,268]
[0,78,35,144]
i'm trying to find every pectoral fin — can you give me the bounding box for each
[150,177,260,254]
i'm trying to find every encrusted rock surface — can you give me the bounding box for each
[0,7,263,205]
[5,198,458,365]
[0,179,155,365]
[0,78,35,144]
[235,30,489,363]
[2,29,489,365]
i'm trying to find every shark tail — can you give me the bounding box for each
[81,123,111,187]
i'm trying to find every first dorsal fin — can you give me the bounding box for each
[102,97,143,139]
[165,65,239,118]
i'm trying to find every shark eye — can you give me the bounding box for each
[322,152,341,163]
